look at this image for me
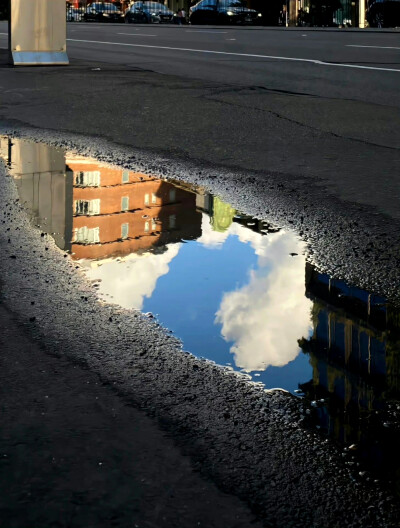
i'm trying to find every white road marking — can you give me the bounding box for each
[347,44,400,50]
[67,38,400,73]
[118,32,157,37]
[226,38,236,41]
[185,30,228,33]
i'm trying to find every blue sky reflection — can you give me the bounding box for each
[81,210,313,392]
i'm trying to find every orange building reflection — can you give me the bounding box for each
[0,135,202,262]
[67,155,201,260]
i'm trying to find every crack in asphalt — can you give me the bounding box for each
[201,91,400,152]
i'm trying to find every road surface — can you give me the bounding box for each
[1,22,400,527]
[1,22,400,218]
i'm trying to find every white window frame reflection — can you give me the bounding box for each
[121,223,129,239]
[75,171,100,187]
[75,199,100,216]
[74,226,100,244]
[121,196,129,211]
[169,189,176,202]
[169,214,176,229]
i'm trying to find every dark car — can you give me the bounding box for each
[367,0,400,27]
[189,0,262,24]
[83,2,124,22]
[124,2,175,23]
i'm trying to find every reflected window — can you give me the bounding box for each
[75,171,100,187]
[144,221,150,232]
[75,226,100,244]
[121,196,129,211]
[151,192,157,204]
[144,193,150,205]
[169,189,176,202]
[121,223,129,239]
[152,219,157,230]
[169,214,176,229]
[122,170,130,183]
[75,199,100,216]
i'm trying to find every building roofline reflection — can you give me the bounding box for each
[300,263,400,493]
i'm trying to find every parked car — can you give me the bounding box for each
[124,2,175,23]
[367,0,400,27]
[83,2,124,22]
[189,0,262,24]
[67,7,84,22]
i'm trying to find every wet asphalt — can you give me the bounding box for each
[1,21,400,527]
[0,304,263,528]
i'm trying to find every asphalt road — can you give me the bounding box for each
[1,22,400,219]
[2,22,400,527]
[66,23,400,85]
[65,23,400,119]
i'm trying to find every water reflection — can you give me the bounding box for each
[2,135,400,491]
[1,136,312,392]
[215,228,312,372]
[300,263,400,494]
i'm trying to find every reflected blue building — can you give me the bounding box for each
[300,263,400,493]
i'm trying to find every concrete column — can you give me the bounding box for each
[359,0,366,27]
[9,0,69,65]
[289,0,298,26]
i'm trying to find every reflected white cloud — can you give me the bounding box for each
[197,213,230,248]
[215,229,312,372]
[80,212,311,373]
[81,243,181,310]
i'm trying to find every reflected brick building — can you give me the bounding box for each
[66,155,201,260]
[2,137,202,262]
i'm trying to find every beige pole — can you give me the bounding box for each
[359,0,366,28]
[10,0,69,65]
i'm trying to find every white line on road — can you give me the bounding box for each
[347,44,400,50]
[67,38,400,73]
[118,32,157,37]
[185,30,228,33]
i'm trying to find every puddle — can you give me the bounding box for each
[0,136,314,393]
[1,136,400,493]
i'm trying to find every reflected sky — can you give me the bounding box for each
[1,135,314,392]
[81,211,313,391]
[3,136,400,491]
[82,243,182,311]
